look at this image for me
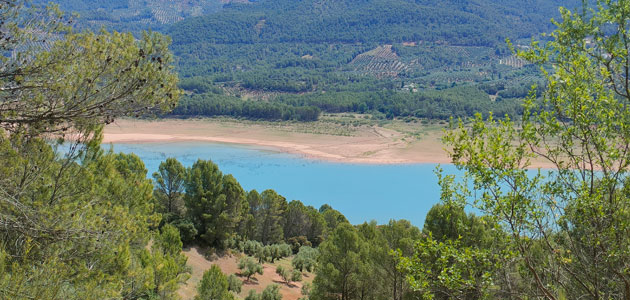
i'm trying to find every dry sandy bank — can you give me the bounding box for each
[103,118,451,165]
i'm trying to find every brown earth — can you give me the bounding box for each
[177,247,312,300]
[103,118,451,165]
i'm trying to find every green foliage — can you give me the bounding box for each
[292,246,319,272]
[185,160,247,248]
[243,240,264,257]
[147,224,190,299]
[261,284,283,300]
[311,223,370,300]
[377,219,422,300]
[248,189,286,245]
[0,134,190,299]
[195,265,234,300]
[47,0,582,122]
[310,219,423,300]
[301,282,312,298]
[423,204,495,248]
[31,0,223,33]
[284,200,324,247]
[245,284,282,300]
[161,0,580,122]
[149,158,341,255]
[0,2,182,298]
[172,86,523,121]
[173,95,321,121]
[276,265,291,284]
[291,269,303,283]
[322,207,349,233]
[432,1,630,298]
[287,236,312,253]
[1,3,179,136]
[238,256,263,281]
[227,274,242,293]
[153,157,187,216]
[397,234,497,300]
[245,289,260,300]
[171,217,198,245]
[400,204,504,299]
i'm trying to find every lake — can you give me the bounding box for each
[108,141,461,227]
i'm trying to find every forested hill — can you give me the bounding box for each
[30,0,234,32]
[169,0,577,47]
[42,0,583,121]
[167,0,580,121]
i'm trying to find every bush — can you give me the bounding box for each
[237,257,263,281]
[292,246,319,272]
[276,266,290,284]
[195,265,234,300]
[291,269,302,282]
[227,274,242,293]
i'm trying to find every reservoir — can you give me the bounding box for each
[109,141,460,226]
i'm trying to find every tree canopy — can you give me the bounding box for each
[401,0,630,298]
[0,1,184,299]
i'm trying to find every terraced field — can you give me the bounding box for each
[349,45,409,77]
[500,55,530,68]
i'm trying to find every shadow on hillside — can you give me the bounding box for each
[183,245,237,262]
[242,277,260,286]
[273,279,297,288]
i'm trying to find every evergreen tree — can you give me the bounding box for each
[311,223,368,300]
[153,158,187,217]
[195,265,234,300]
[0,1,180,297]
[258,190,286,245]
[185,159,245,247]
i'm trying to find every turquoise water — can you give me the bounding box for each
[108,142,460,226]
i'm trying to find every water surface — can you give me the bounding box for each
[109,142,459,226]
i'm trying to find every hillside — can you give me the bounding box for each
[167,0,580,121]
[44,0,582,121]
[178,248,312,300]
[32,0,242,32]
[169,0,577,46]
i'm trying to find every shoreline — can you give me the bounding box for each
[102,133,454,165]
[103,118,555,168]
[103,118,452,165]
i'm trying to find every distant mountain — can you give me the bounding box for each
[42,0,584,121]
[34,0,248,32]
[169,0,581,47]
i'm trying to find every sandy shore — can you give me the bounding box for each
[103,118,452,164]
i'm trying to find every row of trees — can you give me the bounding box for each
[172,94,321,121]
[307,204,501,300]
[153,158,349,249]
[172,86,524,121]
